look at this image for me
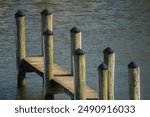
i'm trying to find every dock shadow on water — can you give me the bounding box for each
[16,87,43,100]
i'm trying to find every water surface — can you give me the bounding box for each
[0,0,150,99]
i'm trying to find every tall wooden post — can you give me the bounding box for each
[15,10,26,87]
[41,9,52,55]
[103,47,115,100]
[74,48,86,100]
[43,29,54,99]
[98,63,108,100]
[70,27,81,75]
[128,61,140,100]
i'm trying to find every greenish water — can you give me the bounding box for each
[0,0,150,99]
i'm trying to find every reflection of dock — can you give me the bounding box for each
[15,9,140,100]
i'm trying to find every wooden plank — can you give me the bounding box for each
[23,56,70,77]
[53,76,98,100]
[22,56,44,77]
[22,56,98,99]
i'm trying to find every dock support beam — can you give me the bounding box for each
[15,10,26,87]
[70,27,81,75]
[43,30,54,99]
[41,9,53,55]
[128,62,140,100]
[98,63,108,100]
[103,47,115,100]
[74,48,86,100]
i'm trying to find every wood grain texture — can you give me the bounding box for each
[15,12,26,87]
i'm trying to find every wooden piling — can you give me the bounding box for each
[103,47,115,100]
[98,63,108,100]
[128,61,140,100]
[43,29,54,99]
[15,10,26,87]
[70,27,81,75]
[41,9,53,55]
[74,48,86,100]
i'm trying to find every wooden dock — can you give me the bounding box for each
[15,9,141,100]
[15,9,99,100]
[22,56,98,99]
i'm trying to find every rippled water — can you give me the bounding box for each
[0,0,150,99]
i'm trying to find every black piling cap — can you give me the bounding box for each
[43,29,53,36]
[73,48,85,55]
[128,61,139,68]
[15,10,25,17]
[98,62,108,70]
[41,9,51,15]
[103,47,114,54]
[70,27,80,33]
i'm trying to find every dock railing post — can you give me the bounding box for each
[70,27,81,75]
[15,10,26,87]
[98,63,108,100]
[128,62,140,100]
[103,47,115,100]
[41,9,52,55]
[74,48,86,100]
[43,29,54,99]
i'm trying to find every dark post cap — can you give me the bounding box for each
[98,62,108,70]
[43,29,53,36]
[128,61,139,68]
[103,47,114,54]
[41,9,51,15]
[15,10,25,17]
[70,27,80,33]
[74,48,85,55]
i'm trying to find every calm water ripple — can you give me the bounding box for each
[0,0,150,99]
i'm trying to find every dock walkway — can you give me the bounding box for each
[22,56,98,99]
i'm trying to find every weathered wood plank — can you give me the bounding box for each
[54,76,98,100]
[23,56,70,77]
